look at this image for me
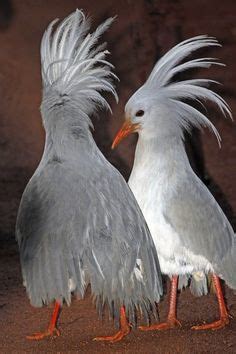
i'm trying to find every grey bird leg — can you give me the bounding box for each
[192,274,230,330]
[139,275,182,331]
[94,306,131,343]
[27,301,61,340]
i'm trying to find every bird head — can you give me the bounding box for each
[112,87,177,149]
[40,10,118,133]
[112,36,232,149]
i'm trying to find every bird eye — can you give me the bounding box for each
[135,110,144,117]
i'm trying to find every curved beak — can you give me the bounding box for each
[111,118,140,149]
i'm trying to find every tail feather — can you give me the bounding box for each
[217,237,236,289]
[190,273,209,296]
[178,273,209,296]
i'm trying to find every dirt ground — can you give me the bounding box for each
[1,232,236,353]
[0,0,236,353]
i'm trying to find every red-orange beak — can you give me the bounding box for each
[111,119,140,149]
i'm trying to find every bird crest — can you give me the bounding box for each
[40,9,118,124]
[128,36,232,146]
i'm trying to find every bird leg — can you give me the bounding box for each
[94,306,131,343]
[139,275,181,331]
[27,300,61,340]
[192,274,230,330]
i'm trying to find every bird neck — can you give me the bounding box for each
[132,134,190,177]
[41,110,95,162]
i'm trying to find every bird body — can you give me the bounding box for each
[16,10,162,340]
[112,35,234,329]
[18,129,162,312]
[129,135,234,283]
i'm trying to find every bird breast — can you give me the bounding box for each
[128,149,212,276]
[129,164,180,259]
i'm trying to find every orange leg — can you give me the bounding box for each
[192,274,229,330]
[27,300,61,340]
[139,275,181,331]
[94,306,131,343]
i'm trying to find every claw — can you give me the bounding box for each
[139,318,182,331]
[191,317,229,330]
[140,275,181,332]
[94,325,131,343]
[192,275,231,331]
[27,301,61,341]
[94,306,131,343]
[27,327,60,340]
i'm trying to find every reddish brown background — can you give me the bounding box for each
[0,0,235,353]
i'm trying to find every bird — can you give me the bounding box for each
[15,9,163,343]
[112,35,235,331]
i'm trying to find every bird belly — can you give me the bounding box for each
[143,210,190,274]
[129,173,213,276]
[139,207,213,276]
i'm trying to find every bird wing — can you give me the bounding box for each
[163,171,235,266]
[16,155,162,322]
[16,162,91,307]
[87,159,163,321]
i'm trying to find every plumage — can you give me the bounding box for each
[16,10,162,334]
[126,36,234,284]
[112,35,234,329]
[179,273,209,297]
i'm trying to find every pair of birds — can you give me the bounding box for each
[16,9,235,343]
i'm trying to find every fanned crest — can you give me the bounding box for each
[40,9,117,125]
[131,35,232,145]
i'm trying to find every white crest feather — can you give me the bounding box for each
[135,35,233,146]
[40,9,117,119]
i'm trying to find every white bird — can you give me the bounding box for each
[112,36,235,331]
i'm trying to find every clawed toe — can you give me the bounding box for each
[26,327,60,340]
[93,327,131,343]
[139,318,182,331]
[191,317,229,331]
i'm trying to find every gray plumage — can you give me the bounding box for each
[16,10,162,324]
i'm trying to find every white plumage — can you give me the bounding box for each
[112,35,235,331]
[126,36,233,277]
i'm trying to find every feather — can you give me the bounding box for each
[172,99,222,146]
[40,9,117,122]
[135,35,232,145]
[146,35,220,87]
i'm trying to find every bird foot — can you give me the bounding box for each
[139,318,182,331]
[26,327,60,340]
[93,324,131,343]
[191,316,229,330]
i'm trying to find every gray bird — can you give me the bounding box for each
[16,10,162,342]
[112,36,235,331]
